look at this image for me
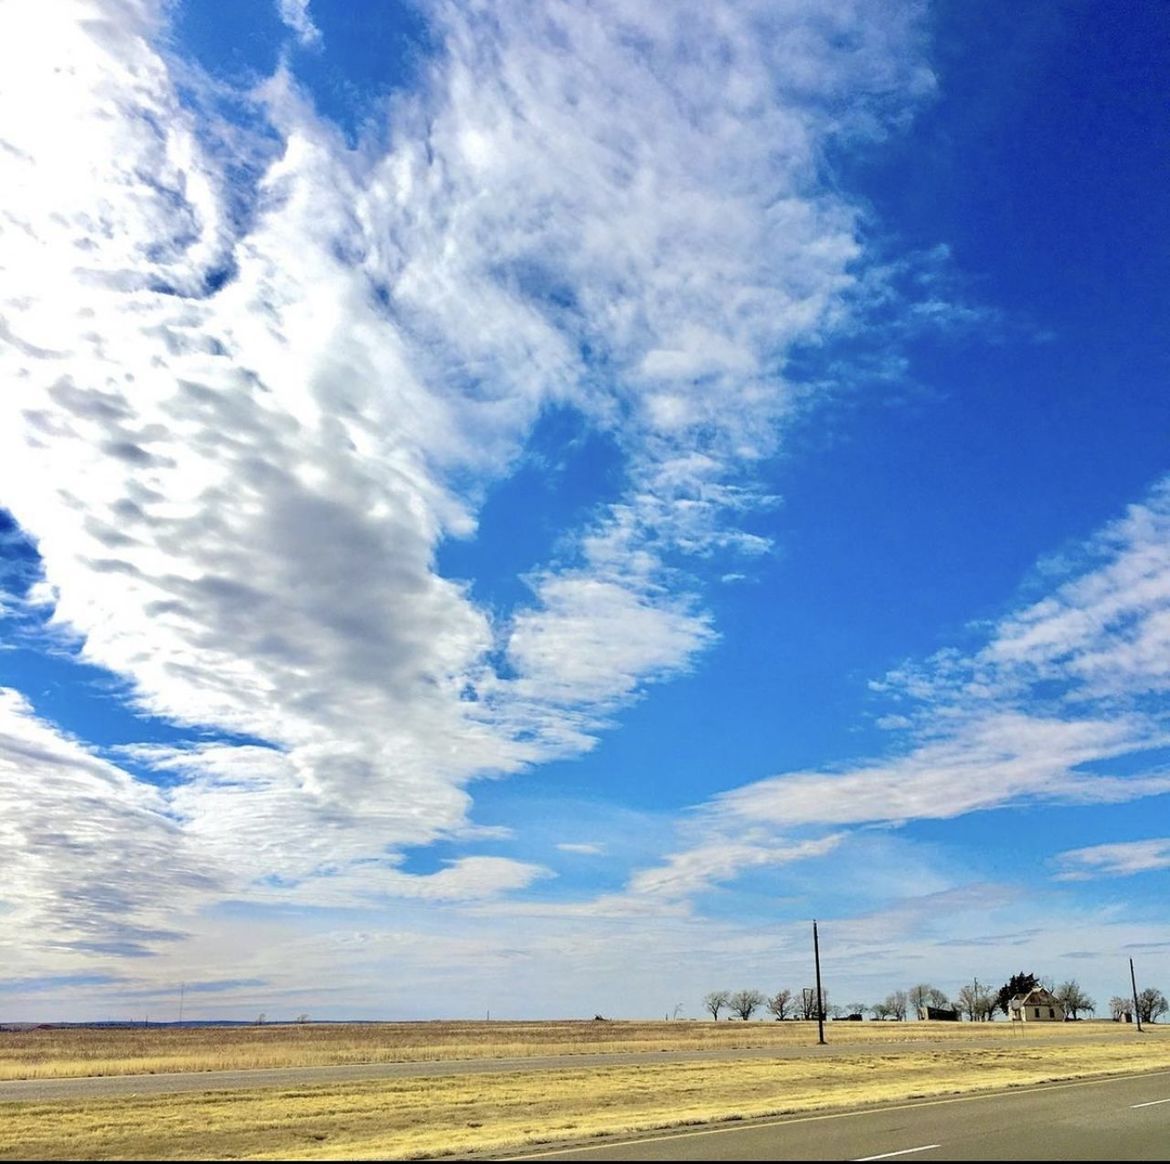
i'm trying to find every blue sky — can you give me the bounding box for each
[1,0,1168,1024]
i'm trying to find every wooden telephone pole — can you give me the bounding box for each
[813,920,826,1045]
[1130,958,1143,1032]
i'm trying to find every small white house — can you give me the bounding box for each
[1009,987,1065,1022]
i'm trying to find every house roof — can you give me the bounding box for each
[1010,987,1061,1007]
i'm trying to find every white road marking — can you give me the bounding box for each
[1131,1097,1170,1108]
[853,1147,941,1161]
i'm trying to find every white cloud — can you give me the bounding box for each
[983,483,1170,699]
[626,834,845,900]
[1053,838,1170,881]
[713,711,1170,830]
[277,0,321,47]
[257,855,554,907]
[0,689,220,970]
[0,691,553,984]
[507,574,715,708]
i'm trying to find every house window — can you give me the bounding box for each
[1049,1008,1055,1018]
[1034,1008,1041,1018]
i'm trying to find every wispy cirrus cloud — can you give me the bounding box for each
[613,477,1170,907]
[713,710,1170,830]
[981,484,1170,701]
[1053,837,1170,881]
[625,834,846,902]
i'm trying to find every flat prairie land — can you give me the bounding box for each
[1,1019,1168,1160]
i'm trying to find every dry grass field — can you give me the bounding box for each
[2,1019,1168,1160]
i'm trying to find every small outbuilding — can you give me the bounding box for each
[1008,987,1065,1022]
[918,1005,960,1021]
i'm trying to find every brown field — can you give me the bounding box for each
[2,1019,1168,1160]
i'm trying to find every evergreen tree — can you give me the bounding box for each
[995,971,1039,1017]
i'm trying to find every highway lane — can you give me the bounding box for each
[0,1044,954,1102]
[493,1070,1170,1161]
[0,1051,731,1102]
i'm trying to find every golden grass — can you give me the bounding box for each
[0,1019,812,1079]
[2,1020,1168,1160]
[0,1017,1143,1079]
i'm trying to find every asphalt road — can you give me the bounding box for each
[0,1036,1159,1102]
[0,1046,895,1102]
[491,1070,1170,1161]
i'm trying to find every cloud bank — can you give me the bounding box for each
[0,0,934,939]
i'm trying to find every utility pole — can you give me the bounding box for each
[179,982,185,1026]
[813,919,826,1046]
[1130,958,1143,1032]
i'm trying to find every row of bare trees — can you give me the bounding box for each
[702,977,1166,1022]
[1110,989,1169,1023]
[703,988,851,1021]
[704,983,952,1022]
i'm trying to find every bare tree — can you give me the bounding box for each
[908,984,950,1017]
[955,985,978,1022]
[296,1013,309,1024]
[1137,987,1169,1024]
[799,987,822,1020]
[956,981,995,1022]
[882,990,908,1021]
[766,989,793,1021]
[800,982,828,1020]
[979,990,997,1022]
[1109,996,1132,1022]
[729,989,767,1021]
[1054,981,1095,1020]
[703,990,731,1020]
